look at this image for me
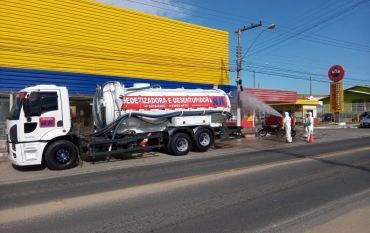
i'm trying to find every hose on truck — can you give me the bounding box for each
[93,82,162,130]
[93,85,103,129]
[92,82,232,139]
[90,110,232,139]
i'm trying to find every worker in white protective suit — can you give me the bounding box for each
[283,112,292,143]
[304,112,309,138]
[306,112,314,142]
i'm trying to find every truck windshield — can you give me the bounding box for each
[8,92,26,120]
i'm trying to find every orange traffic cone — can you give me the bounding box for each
[139,132,151,147]
[308,131,314,143]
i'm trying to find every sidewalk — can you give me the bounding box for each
[0,148,8,162]
[0,123,360,158]
[0,147,6,153]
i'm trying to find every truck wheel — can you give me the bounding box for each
[45,140,78,170]
[168,133,192,156]
[193,129,213,152]
[258,129,267,137]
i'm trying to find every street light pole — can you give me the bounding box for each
[235,22,262,127]
[253,70,256,88]
[258,77,268,88]
[236,28,243,127]
[235,23,275,127]
[253,63,268,88]
[310,69,319,96]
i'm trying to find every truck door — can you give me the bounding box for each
[19,90,63,142]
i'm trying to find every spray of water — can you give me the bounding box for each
[240,90,282,117]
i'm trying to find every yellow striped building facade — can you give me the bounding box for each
[0,0,230,95]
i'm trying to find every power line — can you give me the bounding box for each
[124,0,370,53]
[243,62,369,82]
[242,53,370,73]
[248,0,370,55]
[147,0,370,52]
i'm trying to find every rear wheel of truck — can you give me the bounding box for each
[168,132,192,156]
[45,140,78,170]
[193,128,213,152]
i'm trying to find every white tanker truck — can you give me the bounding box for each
[5,82,242,170]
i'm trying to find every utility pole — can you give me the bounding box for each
[310,69,319,97]
[235,22,262,127]
[253,70,256,89]
[253,63,268,88]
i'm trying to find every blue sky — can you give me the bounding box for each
[96,0,370,95]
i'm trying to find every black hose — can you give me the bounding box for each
[90,110,231,137]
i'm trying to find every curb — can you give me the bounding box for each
[315,126,359,129]
[0,126,359,157]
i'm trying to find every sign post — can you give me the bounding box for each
[328,65,345,122]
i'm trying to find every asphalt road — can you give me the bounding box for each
[0,128,369,233]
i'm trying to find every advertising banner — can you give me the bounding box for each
[330,82,344,112]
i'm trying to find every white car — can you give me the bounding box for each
[359,114,370,128]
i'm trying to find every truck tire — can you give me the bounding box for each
[168,132,192,156]
[45,140,78,170]
[193,128,213,152]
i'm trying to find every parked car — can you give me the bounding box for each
[321,113,334,122]
[359,114,370,128]
[352,111,370,122]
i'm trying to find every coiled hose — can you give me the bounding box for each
[90,110,232,139]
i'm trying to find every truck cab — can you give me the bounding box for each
[6,85,78,169]
[6,82,242,171]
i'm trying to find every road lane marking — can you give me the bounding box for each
[0,146,369,224]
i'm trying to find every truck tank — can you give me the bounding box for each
[91,82,232,137]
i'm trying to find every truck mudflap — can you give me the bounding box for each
[67,132,84,167]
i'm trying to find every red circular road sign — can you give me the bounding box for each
[328,65,345,82]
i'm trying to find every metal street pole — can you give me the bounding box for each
[253,70,256,88]
[236,28,242,127]
[235,23,275,129]
[258,77,268,88]
[253,63,268,88]
[310,69,319,96]
[235,22,263,127]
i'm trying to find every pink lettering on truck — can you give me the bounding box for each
[121,96,227,110]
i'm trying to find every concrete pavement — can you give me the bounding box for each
[0,123,361,158]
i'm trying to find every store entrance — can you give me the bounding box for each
[70,98,93,136]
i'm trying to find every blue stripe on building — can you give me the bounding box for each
[0,67,236,100]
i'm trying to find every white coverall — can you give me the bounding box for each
[283,112,292,143]
[304,114,309,138]
[306,112,314,141]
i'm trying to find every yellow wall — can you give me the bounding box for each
[0,0,229,85]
